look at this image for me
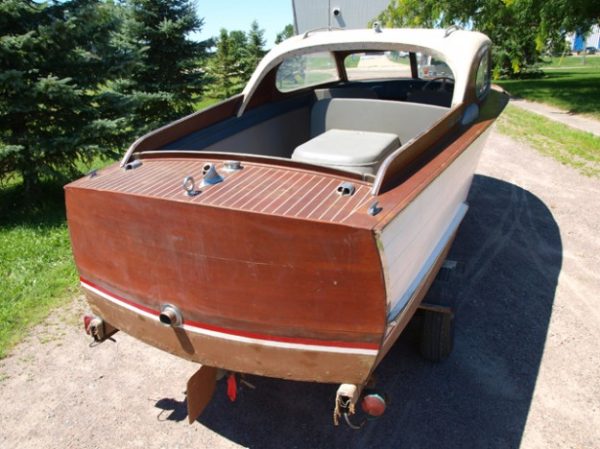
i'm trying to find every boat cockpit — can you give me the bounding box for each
[121,29,492,193]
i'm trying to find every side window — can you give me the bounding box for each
[475,50,490,98]
[275,52,339,92]
[416,53,453,80]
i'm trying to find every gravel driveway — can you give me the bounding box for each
[1,129,599,449]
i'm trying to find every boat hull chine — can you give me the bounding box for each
[84,286,378,384]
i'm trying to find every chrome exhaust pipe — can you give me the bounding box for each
[159,304,183,327]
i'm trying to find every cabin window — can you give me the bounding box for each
[475,49,491,98]
[275,52,339,92]
[344,51,411,80]
[416,53,454,80]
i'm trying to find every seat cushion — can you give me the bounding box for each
[292,128,400,175]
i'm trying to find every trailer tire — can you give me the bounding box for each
[420,309,453,361]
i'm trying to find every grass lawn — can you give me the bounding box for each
[541,55,600,68]
[496,65,600,120]
[497,105,600,178]
[195,97,220,110]
[0,158,116,358]
[0,180,78,358]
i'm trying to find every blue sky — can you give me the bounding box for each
[193,1,294,47]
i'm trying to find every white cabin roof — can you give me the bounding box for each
[240,28,490,114]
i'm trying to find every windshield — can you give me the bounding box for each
[343,51,454,81]
[344,51,412,81]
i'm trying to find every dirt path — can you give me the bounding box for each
[1,129,599,449]
[510,98,600,136]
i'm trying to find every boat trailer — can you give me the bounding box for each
[83,299,454,428]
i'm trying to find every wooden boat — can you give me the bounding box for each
[65,26,507,423]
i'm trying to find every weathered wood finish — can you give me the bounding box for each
[186,365,217,424]
[86,290,377,384]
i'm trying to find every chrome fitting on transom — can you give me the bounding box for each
[159,304,183,327]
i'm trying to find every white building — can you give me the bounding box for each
[570,24,600,51]
[586,25,600,49]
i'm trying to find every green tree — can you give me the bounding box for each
[206,22,266,98]
[124,0,210,132]
[246,20,266,73]
[275,24,295,44]
[229,29,251,82]
[0,0,132,191]
[206,29,245,99]
[378,0,600,77]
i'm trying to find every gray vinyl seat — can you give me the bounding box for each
[313,87,378,101]
[292,98,448,175]
[309,98,447,141]
[291,128,400,175]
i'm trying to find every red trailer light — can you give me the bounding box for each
[361,393,386,417]
[83,315,94,334]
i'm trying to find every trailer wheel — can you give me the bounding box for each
[420,309,453,361]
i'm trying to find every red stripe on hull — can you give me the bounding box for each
[81,277,379,351]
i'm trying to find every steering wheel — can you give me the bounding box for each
[421,76,454,92]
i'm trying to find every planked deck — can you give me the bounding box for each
[72,159,375,225]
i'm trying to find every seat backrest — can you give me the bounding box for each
[310,98,448,143]
[313,87,378,101]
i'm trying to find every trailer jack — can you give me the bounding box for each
[334,382,388,429]
[334,383,363,427]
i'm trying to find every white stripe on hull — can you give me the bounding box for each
[80,280,379,356]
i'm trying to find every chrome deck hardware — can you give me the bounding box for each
[124,160,143,170]
[223,160,243,172]
[368,201,383,216]
[201,163,224,186]
[182,176,200,196]
[336,182,356,196]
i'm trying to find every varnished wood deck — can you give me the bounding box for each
[72,159,374,225]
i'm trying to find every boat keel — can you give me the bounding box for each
[186,365,218,424]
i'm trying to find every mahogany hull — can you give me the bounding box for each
[65,90,506,385]
[65,168,388,383]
